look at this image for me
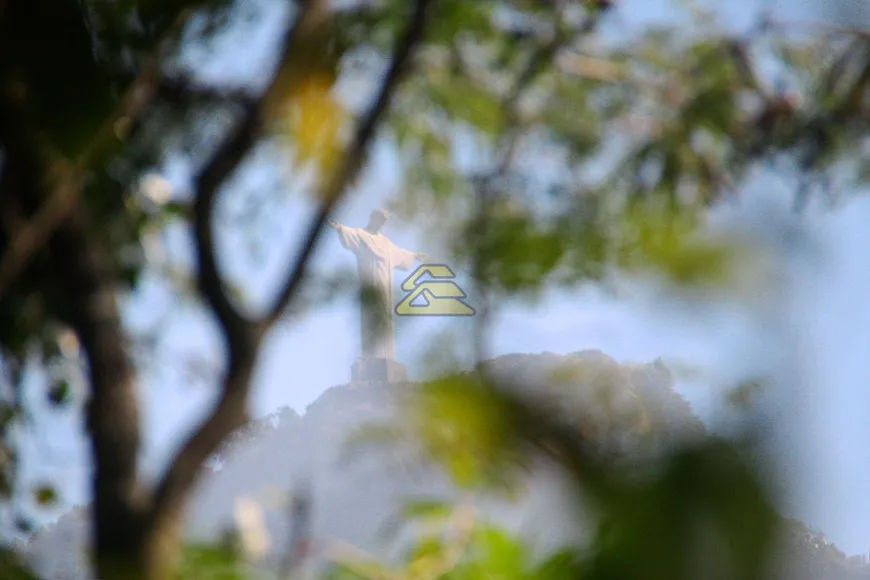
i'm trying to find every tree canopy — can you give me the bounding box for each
[1,0,868,578]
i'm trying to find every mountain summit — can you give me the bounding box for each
[20,351,865,580]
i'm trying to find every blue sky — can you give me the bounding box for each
[19,0,870,559]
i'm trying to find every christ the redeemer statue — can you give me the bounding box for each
[328,209,429,382]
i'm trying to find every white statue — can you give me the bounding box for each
[328,209,429,362]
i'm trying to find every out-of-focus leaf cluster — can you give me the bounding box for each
[0,545,39,580]
[175,542,249,580]
[340,368,780,580]
[0,0,240,523]
[326,501,588,580]
[2,0,869,576]
[333,0,870,295]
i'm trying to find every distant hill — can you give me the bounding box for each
[18,351,868,579]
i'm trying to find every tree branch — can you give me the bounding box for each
[148,19,302,525]
[0,10,192,302]
[190,103,261,343]
[188,0,328,346]
[0,70,146,564]
[155,74,257,108]
[150,0,437,523]
[263,0,438,326]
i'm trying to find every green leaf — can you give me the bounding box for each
[469,525,529,577]
[614,202,736,287]
[0,546,40,580]
[429,76,503,136]
[682,85,737,136]
[456,209,567,296]
[403,499,456,521]
[406,375,528,490]
[533,549,586,579]
[428,0,496,44]
[32,484,58,507]
[47,380,72,407]
[161,201,193,221]
[176,543,247,580]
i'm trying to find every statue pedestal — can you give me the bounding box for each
[351,358,408,384]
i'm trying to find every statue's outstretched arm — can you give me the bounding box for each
[331,220,367,253]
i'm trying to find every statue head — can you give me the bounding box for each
[366,208,389,234]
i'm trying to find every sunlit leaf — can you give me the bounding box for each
[466,525,529,577]
[280,73,348,187]
[407,375,528,490]
[402,499,455,522]
[176,543,247,580]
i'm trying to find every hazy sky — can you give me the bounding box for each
[20,0,870,559]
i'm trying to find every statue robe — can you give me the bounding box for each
[334,224,417,361]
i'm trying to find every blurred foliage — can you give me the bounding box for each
[175,542,251,580]
[329,372,780,580]
[325,501,588,580]
[153,361,866,580]
[404,374,532,490]
[0,545,39,580]
[2,0,870,578]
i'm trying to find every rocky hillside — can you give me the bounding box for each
[17,351,866,579]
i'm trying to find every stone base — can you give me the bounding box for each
[351,358,408,384]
